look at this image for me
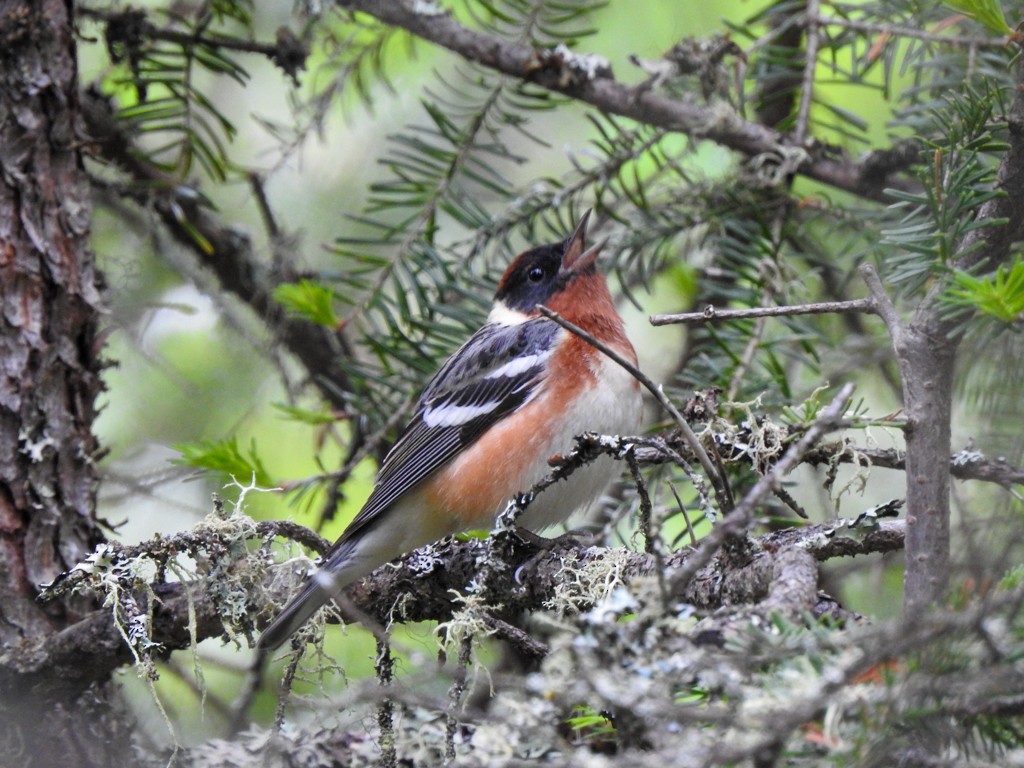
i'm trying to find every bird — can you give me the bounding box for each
[257,211,643,654]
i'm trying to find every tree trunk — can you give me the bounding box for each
[0,1,128,764]
[897,322,956,615]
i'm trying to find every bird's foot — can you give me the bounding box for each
[512,526,602,584]
[515,525,601,551]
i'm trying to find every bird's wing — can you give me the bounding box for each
[332,317,562,547]
[256,318,563,655]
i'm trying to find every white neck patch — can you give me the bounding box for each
[487,300,531,326]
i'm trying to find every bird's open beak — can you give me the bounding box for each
[562,209,604,273]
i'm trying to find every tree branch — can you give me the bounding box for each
[341,515,903,633]
[1,506,903,700]
[81,8,309,81]
[649,297,877,326]
[337,0,917,203]
[81,92,359,415]
[862,55,1024,614]
[632,432,1024,488]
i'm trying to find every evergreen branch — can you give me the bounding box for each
[338,0,919,203]
[81,92,359,414]
[338,79,508,329]
[942,62,1024,288]
[815,12,1013,49]
[321,4,614,424]
[462,123,671,261]
[882,59,1024,612]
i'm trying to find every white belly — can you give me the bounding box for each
[516,357,643,531]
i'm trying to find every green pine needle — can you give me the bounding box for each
[174,437,275,488]
[273,280,341,327]
[945,0,1012,35]
[949,258,1024,322]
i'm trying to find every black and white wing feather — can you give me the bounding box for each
[333,318,561,545]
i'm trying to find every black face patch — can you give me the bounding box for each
[494,242,571,312]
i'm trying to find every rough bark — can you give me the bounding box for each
[0,1,128,764]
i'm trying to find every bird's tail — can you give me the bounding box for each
[256,534,384,656]
[256,515,420,655]
[256,577,333,655]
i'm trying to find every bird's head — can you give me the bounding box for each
[491,211,606,321]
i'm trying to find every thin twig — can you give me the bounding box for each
[650,297,877,326]
[668,481,699,549]
[248,173,280,240]
[857,264,901,335]
[284,399,414,511]
[624,448,655,555]
[376,636,397,768]
[815,13,1011,49]
[772,484,809,520]
[648,437,716,517]
[795,0,822,146]
[445,634,473,764]
[273,648,302,732]
[479,614,549,660]
[726,313,768,403]
[537,305,734,514]
[254,520,331,555]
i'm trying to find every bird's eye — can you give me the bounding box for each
[528,266,545,282]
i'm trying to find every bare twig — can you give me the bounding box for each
[376,637,397,768]
[273,649,302,732]
[650,297,877,326]
[537,305,734,514]
[80,8,309,80]
[795,0,822,146]
[624,448,655,555]
[444,634,472,763]
[668,481,699,549]
[479,614,549,660]
[815,13,1012,49]
[726,312,767,403]
[857,265,900,335]
[772,484,809,520]
[248,173,281,240]
[538,434,1024,497]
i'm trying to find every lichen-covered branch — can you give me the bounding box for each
[2,505,903,703]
